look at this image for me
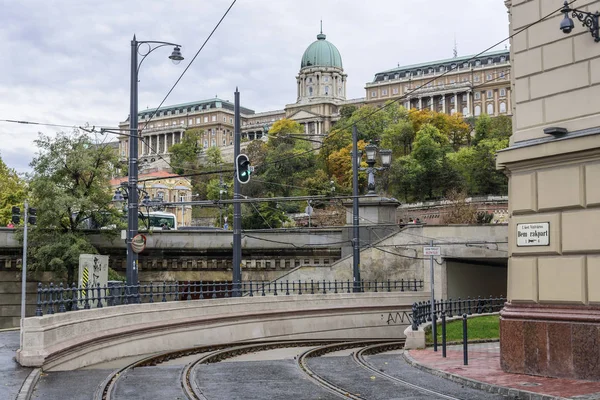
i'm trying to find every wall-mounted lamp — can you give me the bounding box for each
[543,126,569,136]
[560,1,600,42]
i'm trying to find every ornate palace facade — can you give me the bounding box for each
[118,31,511,170]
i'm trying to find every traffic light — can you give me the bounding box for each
[28,208,37,225]
[11,206,20,224]
[236,154,251,184]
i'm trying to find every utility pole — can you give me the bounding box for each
[20,202,28,347]
[232,88,242,297]
[352,124,361,292]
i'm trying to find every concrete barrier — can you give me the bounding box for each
[17,292,429,371]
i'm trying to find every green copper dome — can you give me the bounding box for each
[300,32,343,69]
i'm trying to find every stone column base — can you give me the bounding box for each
[500,302,600,381]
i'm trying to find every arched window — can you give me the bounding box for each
[203,139,208,148]
[500,102,507,113]
[487,103,494,115]
[451,108,456,115]
[308,86,313,96]
[324,86,329,95]
[474,105,481,116]
[462,107,468,115]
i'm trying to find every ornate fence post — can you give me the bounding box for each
[35,283,43,317]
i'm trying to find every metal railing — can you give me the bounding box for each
[35,279,424,317]
[411,296,506,331]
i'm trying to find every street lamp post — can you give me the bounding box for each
[350,124,392,292]
[126,35,183,286]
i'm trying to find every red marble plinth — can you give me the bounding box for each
[500,302,600,381]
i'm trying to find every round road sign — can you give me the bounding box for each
[131,234,146,253]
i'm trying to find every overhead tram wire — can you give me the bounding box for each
[252,1,575,171]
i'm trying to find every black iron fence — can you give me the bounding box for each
[411,296,506,331]
[35,279,424,317]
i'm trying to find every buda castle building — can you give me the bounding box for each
[118,30,511,171]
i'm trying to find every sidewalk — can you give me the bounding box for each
[405,342,600,400]
[0,329,32,400]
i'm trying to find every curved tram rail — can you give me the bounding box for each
[94,340,344,400]
[353,342,464,400]
[95,339,466,400]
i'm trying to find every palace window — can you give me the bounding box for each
[500,71,506,79]
[463,107,468,115]
[188,118,193,125]
[394,74,399,79]
[172,121,177,126]
[488,59,493,65]
[474,92,481,100]
[475,60,481,66]
[462,94,467,101]
[309,87,313,95]
[325,86,330,95]
[382,89,388,95]
[487,90,493,99]
[392,87,399,94]
[404,102,410,109]
[204,116,208,123]
[223,116,226,122]
[500,102,507,113]
[203,140,208,148]
[487,103,494,114]
[211,139,216,147]
[371,91,377,98]
[324,76,329,82]
[486,74,493,81]
[500,88,506,97]
[230,118,233,123]
[474,105,481,116]
[308,77,312,83]
[212,115,216,122]
[338,87,342,94]
[196,117,201,124]
[383,75,388,81]
[450,97,455,104]
[474,75,480,82]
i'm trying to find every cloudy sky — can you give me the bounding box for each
[0,0,510,173]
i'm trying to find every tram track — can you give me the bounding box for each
[94,339,346,400]
[93,338,469,400]
[353,342,464,400]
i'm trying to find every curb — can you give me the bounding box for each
[16,367,41,400]
[402,351,569,400]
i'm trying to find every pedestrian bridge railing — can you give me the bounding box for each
[35,279,424,316]
[410,296,506,331]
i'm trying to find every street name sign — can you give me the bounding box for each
[516,222,550,247]
[423,246,441,256]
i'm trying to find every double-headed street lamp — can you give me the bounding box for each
[125,35,184,286]
[350,125,392,292]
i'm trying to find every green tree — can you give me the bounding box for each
[170,128,203,174]
[389,124,462,201]
[241,200,289,229]
[26,131,119,283]
[449,138,508,196]
[205,145,223,167]
[0,156,27,225]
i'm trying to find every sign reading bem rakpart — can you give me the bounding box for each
[516,222,550,247]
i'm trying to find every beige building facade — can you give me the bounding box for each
[497,0,600,381]
[366,49,512,117]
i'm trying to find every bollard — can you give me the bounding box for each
[441,310,447,358]
[433,310,438,352]
[462,313,468,365]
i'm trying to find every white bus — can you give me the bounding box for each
[143,211,178,230]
